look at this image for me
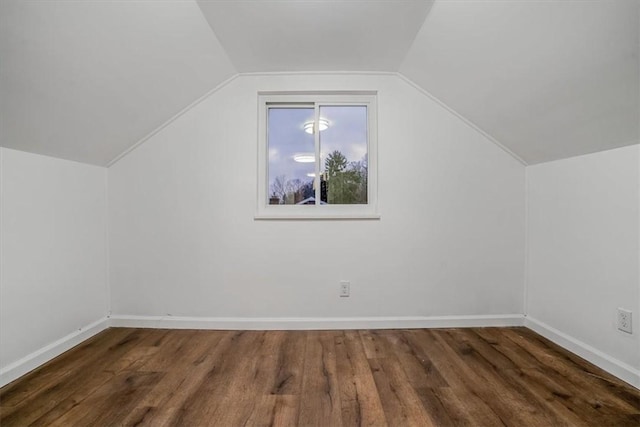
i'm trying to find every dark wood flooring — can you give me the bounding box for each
[1,327,638,426]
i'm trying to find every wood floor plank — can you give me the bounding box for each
[517,328,640,411]
[468,326,616,425]
[462,329,589,426]
[118,330,230,426]
[271,395,300,426]
[1,326,638,426]
[390,330,448,388]
[271,331,306,396]
[390,330,459,425]
[252,330,289,395]
[368,357,437,426]
[0,327,134,410]
[438,329,562,426]
[0,328,149,426]
[509,367,607,427]
[431,387,503,427]
[173,331,261,425]
[502,328,640,415]
[434,329,559,426]
[334,331,387,426]
[47,370,164,427]
[30,329,172,426]
[359,330,392,359]
[405,329,508,426]
[134,328,199,372]
[297,331,343,427]
[209,331,289,426]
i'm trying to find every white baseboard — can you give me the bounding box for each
[525,316,640,389]
[108,313,525,330]
[0,317,109,388]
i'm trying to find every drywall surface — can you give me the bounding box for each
[0,148,108,369]
[400,0,639,164]
[527,145,640,370]
[0,0,236,165]
[109,74,525,319]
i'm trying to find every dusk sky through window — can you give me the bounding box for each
[268,106,368,195]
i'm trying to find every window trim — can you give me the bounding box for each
[255,91,379,220]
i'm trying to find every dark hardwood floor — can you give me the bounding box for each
[1,327,638,426]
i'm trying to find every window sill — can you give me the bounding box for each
[254,213,381,221]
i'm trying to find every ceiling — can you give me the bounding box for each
[400,0,639,164]
[0,0,235,165]
[0,0,637,166]
[196,0,433,72]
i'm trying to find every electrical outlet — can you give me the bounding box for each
[340,281,350,297]
[617,308,632,334]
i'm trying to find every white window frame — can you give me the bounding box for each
[256,91,379,220]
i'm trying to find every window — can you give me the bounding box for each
[256,92,378,219]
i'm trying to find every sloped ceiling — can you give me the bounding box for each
[0,0,236,166]
[401,0,639,164]
[0,0,638,166]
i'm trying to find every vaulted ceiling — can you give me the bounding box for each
[400,0,639,164]
[0,0,235,165]
[1,0,637,166]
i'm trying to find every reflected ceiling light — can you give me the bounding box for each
[293,153,315,163]
[303,118,329,134]
[306,173,316,178]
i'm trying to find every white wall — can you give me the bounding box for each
[109,74,525,320]
[0,148,108,371]
[527,145,639,377]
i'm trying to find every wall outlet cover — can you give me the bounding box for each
[617,308,632,334]
[340,281,350,297]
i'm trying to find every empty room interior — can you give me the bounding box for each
[0,0,639,425]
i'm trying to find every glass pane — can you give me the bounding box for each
[319,106,368,204]
[267,107,316,205]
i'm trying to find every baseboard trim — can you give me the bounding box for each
[0,317,109,388]
[525,316,640,389]
[108,314,525,330]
